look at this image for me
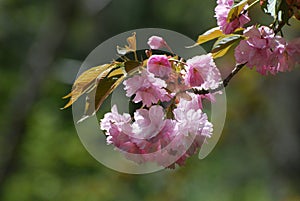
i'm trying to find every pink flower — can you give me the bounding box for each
[235,26,299,75]
[133,119,176,160]
[132,105,166,139]
[286,38,300,64]
[215,0,250,34]
[147,55,172,78]
[123,69,171,107]
[107,124,147,164]
[174,94,213,138]
[184,54,221,90]
[100,105,132,135]
[147,36,168,49]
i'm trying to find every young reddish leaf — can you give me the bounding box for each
[227,0,248,22]
[117,32,137,55]
[62,63,121,109]
[187,27,224,47]
[77,63,144,122]
[211,34,243,58]
[78,73,125,122]
[124,60,141,73]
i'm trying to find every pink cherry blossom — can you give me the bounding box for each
[184,54,222,90]
[133,119,176,161]
[215,0,250,34]
[123,69,171,107]
[132,105,166,139]
[147,55,172,78]
[286,38,300,64]
[100,105,132,135]
[147,36,168,49]
[174,94,213,138]
[235,26,299,75]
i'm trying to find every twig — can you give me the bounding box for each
[193,63,246,95]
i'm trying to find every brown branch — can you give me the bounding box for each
[193,63,246,95]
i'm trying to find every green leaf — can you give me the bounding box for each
[227,0,248,22]
[261,0,291,30]
[261,0,279,17]
[211,34,243,58]
[212,43,236,59]
[277,0,291,25]
[188,27,224,47]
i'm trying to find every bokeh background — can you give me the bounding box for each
[1,0,300,200]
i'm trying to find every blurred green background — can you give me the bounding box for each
[1,0,300,200]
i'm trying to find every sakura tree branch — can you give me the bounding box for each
[193,62,246,95]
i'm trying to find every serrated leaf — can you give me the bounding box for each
[211,34,243,58]
[62,63,119,109]
[227,0,248,22]
[187,27,224,47]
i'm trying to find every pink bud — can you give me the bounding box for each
[147,55,172,78]
[147,36,167,49]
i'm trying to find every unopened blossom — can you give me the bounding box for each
[215,0,250,34]
[184,54,221,90]
[123,69,171,107]
[147,55,172,78]
[147,36,168,49]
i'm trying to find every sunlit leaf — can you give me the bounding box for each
[62,63,119,109]
[79,74,125,122]
[261,0,291,30]
[227,0,248,22]
[211,34,243,58]
[212,43,235,58]
[89,61,142,115]
[261,0,278,17]
[187,27,224,47]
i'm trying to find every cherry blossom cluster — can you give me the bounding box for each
[235,26,300,75]
[97,0,300,169]
[215,0,300,75]
[100,36,221,168]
